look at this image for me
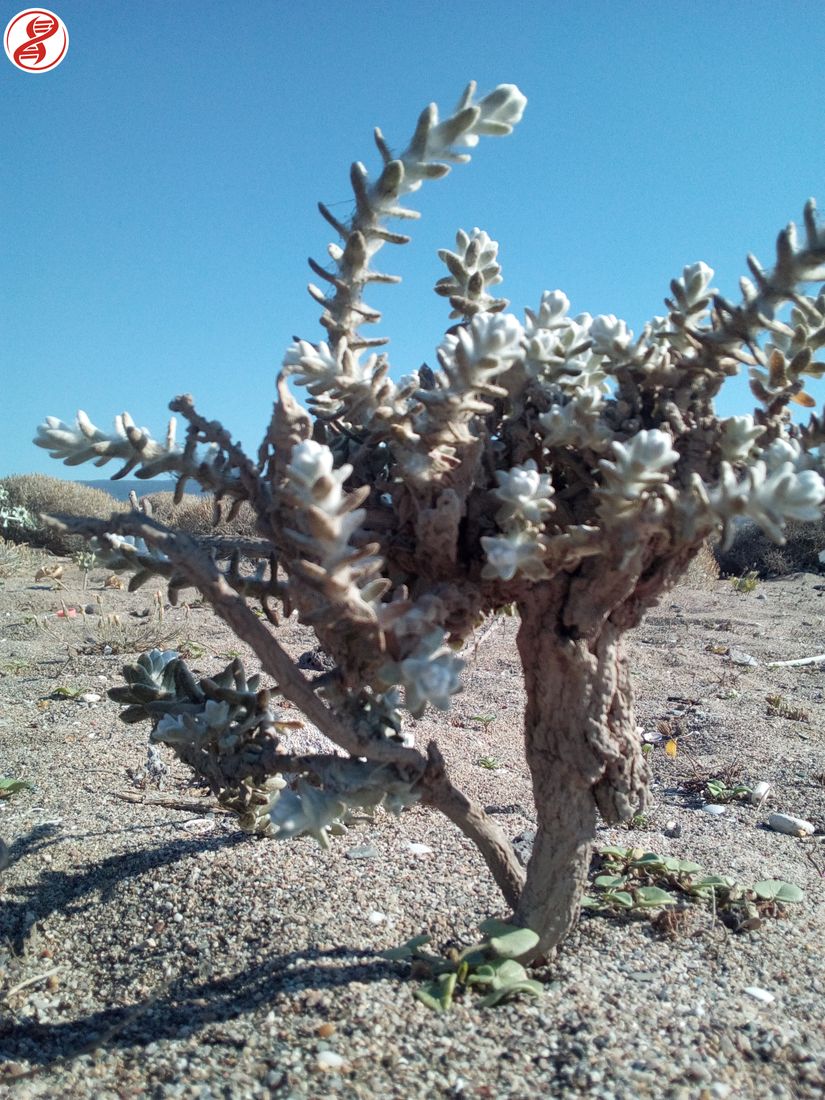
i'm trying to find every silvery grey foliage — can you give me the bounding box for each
[33,82,825,955]
[0,487,39,533]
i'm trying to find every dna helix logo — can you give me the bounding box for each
[4,8,69,72]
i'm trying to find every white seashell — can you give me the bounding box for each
[743,986,775,1004]
[729,648,758,667]
[701,803,726,815]
[367,911,386,925]
[406,842,433,856]
[79,692,101,703]
[749,781,771,806]
[317,1050,346,1069]
[766,812,815,837]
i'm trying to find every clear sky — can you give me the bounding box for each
[3,0,825,480]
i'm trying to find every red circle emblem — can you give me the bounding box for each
[4,8,69,72]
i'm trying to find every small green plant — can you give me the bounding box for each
[0,486,39,534]
[623,812,654,830]
[477,755,503,770]
[48,684,86,700]
[766,694,811,722]
[381,920,543,1011]
[470,713,497,727]
[731,570,760,593]
[704,777,753,803]
[0,659,28,676]
[71,547,98,590]
[0,777,34,800]
[582,846,804,933]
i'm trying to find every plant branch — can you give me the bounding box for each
[419,741,526,909]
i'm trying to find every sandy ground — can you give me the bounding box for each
[0,555,823,1098]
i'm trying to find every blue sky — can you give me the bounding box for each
[3,0,825,480]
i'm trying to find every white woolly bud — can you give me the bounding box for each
[268,779,346,847]
[524,290,571,334]
[440,312,524,374]
[719,416,764,463]
[761,436,803,472]
[388,630,465,717]
[475,84,528,130]
[283,339,340,386]
[491,460,555,524]
[590,314,633,357]
[710,460,825,546]
[481,530,549,582]
[599,429,680,501]
[286,439,335,488]
[539,388,610,449]
[675,261,716,305]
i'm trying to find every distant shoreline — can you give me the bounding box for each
[79,479,184,501]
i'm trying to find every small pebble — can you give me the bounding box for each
[729,648,758,666]
[744,986,775,1004]
[346,844,378,860]
[701,804,726,815]
[367,911,386,925]
[317,1050,345,1070]
[766,813,815,837]
[749,781,771,805]
[406,842,433,856]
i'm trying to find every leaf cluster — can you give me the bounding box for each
[582,846,803,933]
[0,777,33,800]
[381,920,543,1011]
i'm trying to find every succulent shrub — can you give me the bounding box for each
[0,474,128,554]
[34,82,825,958]
[715,514,825,576]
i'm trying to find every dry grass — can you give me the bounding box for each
[143,491,259,539]
[39,591,183,655]
[714,517,825,578]
[0,537,46,578]
[0,475,259,554]
[680,541,721,589]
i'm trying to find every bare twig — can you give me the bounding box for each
[766,653,825,668]
[109,792,230,814]
[1,967,61,1003]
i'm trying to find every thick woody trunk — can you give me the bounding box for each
[513,584,648,958]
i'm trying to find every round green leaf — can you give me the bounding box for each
[379,933,431,961]
[753,880,804,903]
[607,890,635,909]
[489,958,529,987]
[689,874,734,894]
[634,886,677,907]
[594,873,628,888]
[478,978,543,1008]
[478,917,520,937]
[488,927,540,958]
[630,852,665,869]
[580,894,603,909]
